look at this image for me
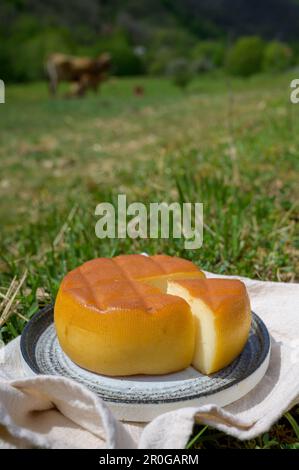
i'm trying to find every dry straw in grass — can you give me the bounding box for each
[0,270,27,328]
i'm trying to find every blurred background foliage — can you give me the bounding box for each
[1,0,299,85]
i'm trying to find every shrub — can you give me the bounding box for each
[147,47,177,75]
[263,41,293,72]
[151,28,195,54]
[109,45,143,76]
[14,29,74,82]
[0,15,75,82]
[226,36,265,77]
[191,41,225,73]
[166,58,193,89]
[87,31,144,76]
[0,42,15,82]
[147,27,196,75]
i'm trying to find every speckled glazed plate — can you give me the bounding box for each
[20,305,270,422]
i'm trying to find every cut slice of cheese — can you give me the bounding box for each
[167,278,251,374]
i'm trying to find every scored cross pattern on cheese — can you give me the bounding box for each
[54,254,251,376]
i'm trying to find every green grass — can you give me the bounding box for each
[0,73,298,448]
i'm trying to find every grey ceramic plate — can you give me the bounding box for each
[20,305,270,422]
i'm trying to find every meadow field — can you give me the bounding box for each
[0,73,298,448]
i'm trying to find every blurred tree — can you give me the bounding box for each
[109,44,144,76]
[263,40,293,72]
[166,57,193,89]
[226,36,265,77]
[0,14,75,81]
[147,47,178,75]
[191,40,225,73]
[146,26,196,75]
[88,30,144,76]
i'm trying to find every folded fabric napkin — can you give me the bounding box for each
[0,272,298,449]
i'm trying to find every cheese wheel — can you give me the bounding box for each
[167,278,251,374]
[54,254,204,376]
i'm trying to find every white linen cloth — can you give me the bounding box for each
[0,272,298,449]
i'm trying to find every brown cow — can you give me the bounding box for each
[45,53,111,97]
